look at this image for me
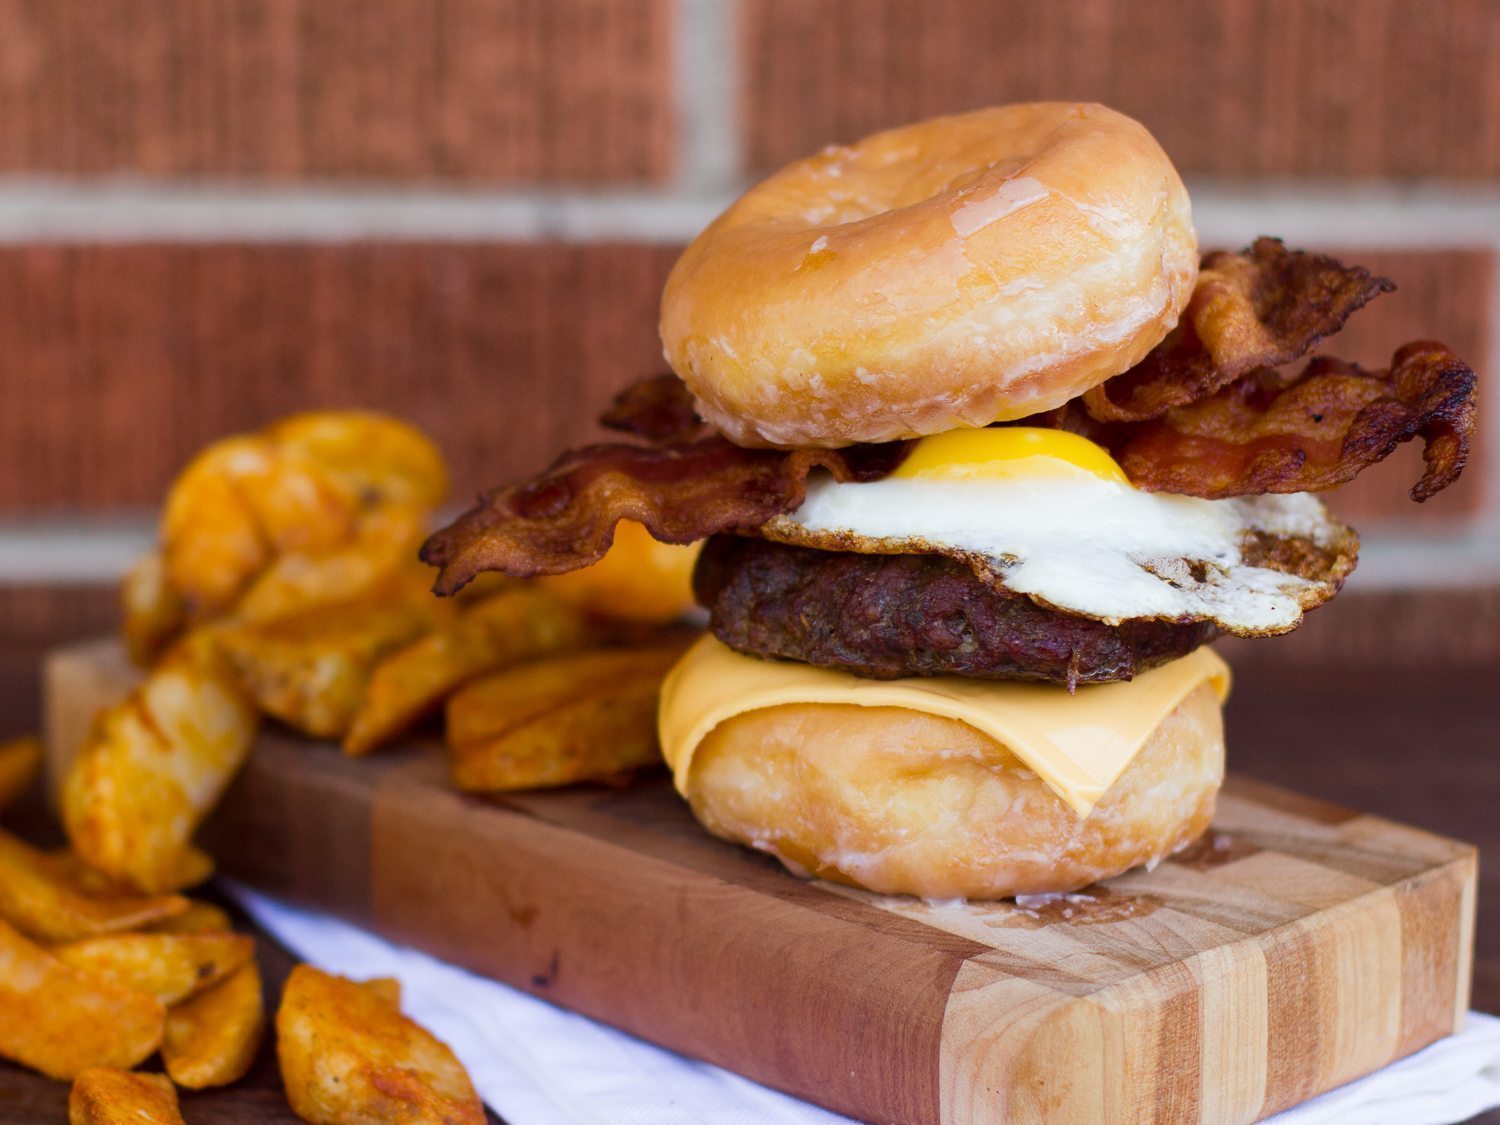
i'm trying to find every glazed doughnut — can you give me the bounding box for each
[680,683,1223,900]
[660,103,1198,448]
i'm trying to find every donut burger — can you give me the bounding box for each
[422,103,1477,900]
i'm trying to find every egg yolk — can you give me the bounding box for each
[891,427,1130,484]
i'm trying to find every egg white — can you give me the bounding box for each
[761,470,1356,635]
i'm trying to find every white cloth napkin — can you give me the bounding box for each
[231,884,1500,1125]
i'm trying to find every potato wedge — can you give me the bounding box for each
[359,976,402,1007]
[219,572,452,739]
[0,829,188,942]
[152,413,446,636]
[267,411,449,512]
[233,444,361,558]
[53,931,254,1006]
[277,964,483,1125]
[69,1067,183,1124]
[62,637,259,893]
[231,511,429,627]
[447,645,685,747]
[345,586,591,755]
[163,959,264,1088]
[148,898,233,935]
[121,551,188,667]
[537,519,700,624]
[0,918,164,1079]
[161,436,279,621]
[446,645,685,791]
[0,733,41,811]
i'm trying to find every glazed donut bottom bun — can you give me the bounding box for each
[685,683,1224,900]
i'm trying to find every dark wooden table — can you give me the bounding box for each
[1,646,1496,1122]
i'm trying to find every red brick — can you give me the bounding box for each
[741,0,1500,179]
[0,239,1488,528]
[0,242,681,512]
[0,0,675,183]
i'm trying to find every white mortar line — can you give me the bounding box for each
[0,180,734,244]
[4,179,1500,245]
[0,521,154,584]
[1189,181,1500,247]
[0,522,1494,590]
[675,0,742,193]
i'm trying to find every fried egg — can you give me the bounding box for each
[761,427,1357,636]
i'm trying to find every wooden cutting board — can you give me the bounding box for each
[45,640,1477,1125]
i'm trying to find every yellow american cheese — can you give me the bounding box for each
[658,636,1231,818]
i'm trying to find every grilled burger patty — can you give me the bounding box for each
[694,534,1221,684]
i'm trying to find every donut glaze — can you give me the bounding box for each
[660,103,1198,448]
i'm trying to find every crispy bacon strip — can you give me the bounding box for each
[599,373,709,443]
[1082,238,1393,423]
[1073,341,1476,500]
[420,437,910,593]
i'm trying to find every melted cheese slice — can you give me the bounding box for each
[658,636,1231,818]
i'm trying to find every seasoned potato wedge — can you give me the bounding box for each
[537,519,700,624]
[150,412,448,636]
[0,918,164,1079]
[147,899,233,935]
[358,976,402,1007]
[69,1067,183,1124]
[277,964,483,1125]
[163,959,264,1089]
[62,637,259,893]
[0,829,188,942]
[230,511,430,627]
[0,734,41,812]
[121,552,188,667]
[53,931,254,1006]
[219,572,452,739]
[345,586,591,755]
[267,411,448,513]
[160,436,280,621]
[446,645,685,791]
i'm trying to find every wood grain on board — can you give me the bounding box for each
[44,640,1477,1125]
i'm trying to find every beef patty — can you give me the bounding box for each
[694,535,1221,685]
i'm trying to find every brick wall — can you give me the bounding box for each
[0,0,1496,653]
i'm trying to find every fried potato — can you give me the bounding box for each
[344,586,591,755]
[234,445,361,557]
[69,1067,183,1124]
[163,844,216,892]
[231,509,430,626]
[53,931,254,1006]
[359,976,402,1007]
[154,413,447,636]
[0,734,41,811]
[537,518,701,623]
[162,959,264,1089]
[148,898,232,935]
[277,964,483,1125]
[0,918,165,1079]
[121,552,188,666]
[62,638,259,893]
[161,436,279,621]
[219,572,452,739]
[0,829,188,942]
[268,411,449,512]
[446,645,685,791]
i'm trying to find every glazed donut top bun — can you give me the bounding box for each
[660,103,1198,448]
